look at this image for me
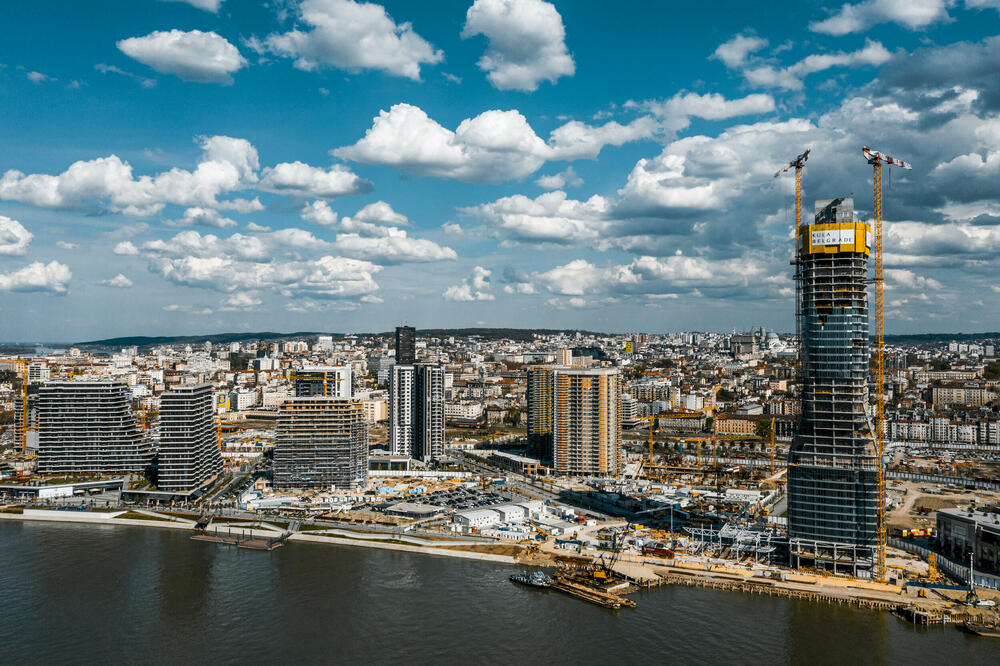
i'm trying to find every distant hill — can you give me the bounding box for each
[884,332,1000,345]
[373,328,605,342]
[75,328,605,348]
[0,344,38,354]
[75,331,337,349]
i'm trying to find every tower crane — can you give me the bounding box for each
[773,149,811,230]
[862,145,912,583]
[774,149,811,370]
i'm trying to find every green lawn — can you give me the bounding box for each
[114,511,171,522]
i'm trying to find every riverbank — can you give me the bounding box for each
[4,506,998,626]
[0,508,518,564]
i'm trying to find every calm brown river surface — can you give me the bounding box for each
[2,520,998,664]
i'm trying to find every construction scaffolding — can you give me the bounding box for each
[786,198,879,553]
[685,524,781,564]
[789,537,874,578]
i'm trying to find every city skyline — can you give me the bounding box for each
[2,1,1000,339]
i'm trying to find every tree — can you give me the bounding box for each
[626,364,647,380]
[755,420,773,439]
[716,388,737,402]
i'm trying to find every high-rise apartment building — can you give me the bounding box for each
[395,326,416,365]
[274,398,368,490]
[27,362,49,383]
[551,368,621,476]
[367,355,396,385]
[157,383,222,492]
[36,381,150,475]
[294,365,353,399]
[788,198,879,554]
[526,365,563,461]
[390,364,444,462]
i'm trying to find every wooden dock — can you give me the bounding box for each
[658,572,902,611]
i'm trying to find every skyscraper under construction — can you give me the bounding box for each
[787,198,879,569]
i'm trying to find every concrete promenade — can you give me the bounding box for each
[0,509,517,564]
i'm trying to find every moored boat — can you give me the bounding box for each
[510,571,553,588]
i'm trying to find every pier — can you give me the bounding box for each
[191,528,290,551]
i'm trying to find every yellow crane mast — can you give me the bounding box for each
[1,359,33,453]
[774,149,811,368]
[770,416,776,475]
[862,146,912,583]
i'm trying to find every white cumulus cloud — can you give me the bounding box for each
[712,34,768,68]
[258,161,373,199]
[444,266,495,301]
[461,0,575,91]
[164,0,225,12]
[114,241,140,255]
[259,0,443,80]
[165,207,238,229]
[463,190,610,243]
[0,135,259,216]
[301,200,339,227]
[535,166,583,190]
[810,0,951,35]
[0,261,71,293]
[117,29,247,84]
[332,233,457,264]
[334,103,654,183]
[353,200,409,226]
[220,291,262,310]
[102,273,134,288]
[0,216,32,255]
[714,34,891,91]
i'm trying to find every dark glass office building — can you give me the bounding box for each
[787,198,879,558]
[395,326,416,365]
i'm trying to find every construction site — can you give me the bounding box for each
[488,145,1000,628]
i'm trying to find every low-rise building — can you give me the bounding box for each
[937,507,1000,575]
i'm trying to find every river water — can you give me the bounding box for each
[2,521,998,664]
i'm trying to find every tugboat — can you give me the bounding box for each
[510,570,553,588]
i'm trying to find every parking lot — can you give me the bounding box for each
[361,485,515,514]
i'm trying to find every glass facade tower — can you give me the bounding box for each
[787,198,879,550]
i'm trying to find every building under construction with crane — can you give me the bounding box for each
[786,197,880,575]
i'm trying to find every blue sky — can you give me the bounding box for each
[2,0,1000,341]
